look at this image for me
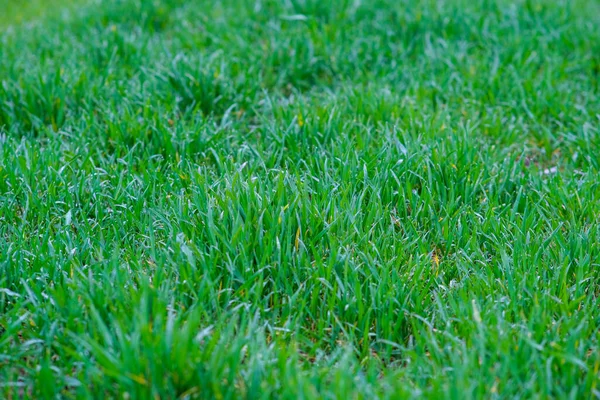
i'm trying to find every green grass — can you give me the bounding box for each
[1,0,599,398]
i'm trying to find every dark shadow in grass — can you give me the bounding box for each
[0,72,80,136]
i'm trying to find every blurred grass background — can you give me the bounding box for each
[0,0,75,27]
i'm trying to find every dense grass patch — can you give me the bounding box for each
[1,0,599,398]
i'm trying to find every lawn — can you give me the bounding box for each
[1,0,599,398]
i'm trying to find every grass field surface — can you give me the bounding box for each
[1,0,599,398]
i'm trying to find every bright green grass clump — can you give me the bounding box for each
[1,0,599,398]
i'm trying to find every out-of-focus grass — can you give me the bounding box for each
[0,0,76,28]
